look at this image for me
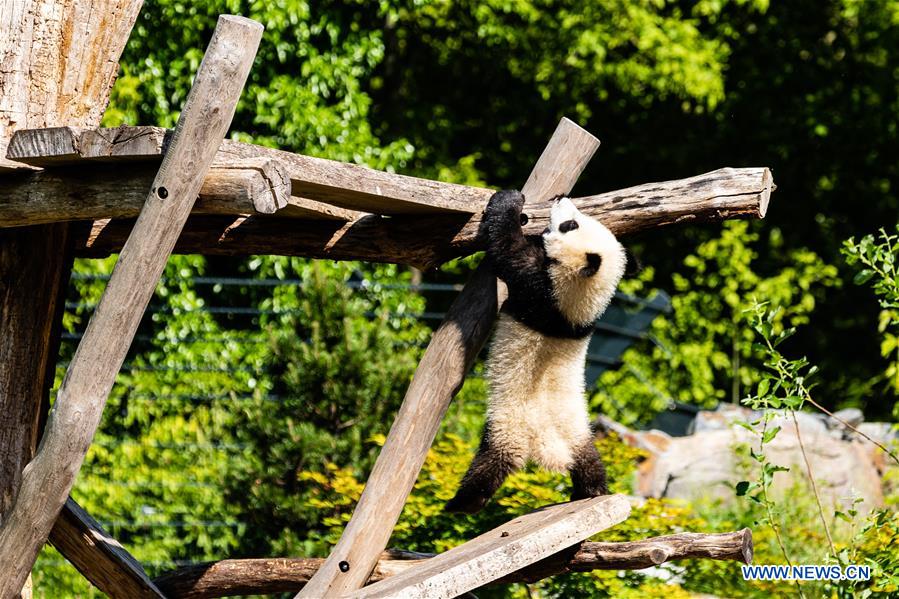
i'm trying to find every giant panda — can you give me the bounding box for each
[445,189,627,514]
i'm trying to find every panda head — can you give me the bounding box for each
[542,196,627,325]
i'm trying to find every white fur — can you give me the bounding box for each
[543,197,627,327]
[485,198,626,471]
[486,315,592,470]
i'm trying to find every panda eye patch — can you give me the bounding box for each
[559,219,579,233]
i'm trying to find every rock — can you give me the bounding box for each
[855,422,899,444]
[689,404,757,434]
[828,408,865,431]
[636,425,884,512]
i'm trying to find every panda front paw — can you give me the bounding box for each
[485,189,525,219]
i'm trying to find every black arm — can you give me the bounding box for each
[483,190,544,285]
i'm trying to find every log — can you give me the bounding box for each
[6,125,490,215]
[151,528,753,598]
[0,15,263,597]
[0,159,356,227]
[75,167,773,269]
[355,495,631,599]
[297,118,601,597]
[48,498,164,598]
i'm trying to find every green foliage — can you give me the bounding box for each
[843,227,899,402]
[301,432,710,598]
[105,0,414,168]
[224,258,429,555]
[593,221,838,426]
[827,509,899,598]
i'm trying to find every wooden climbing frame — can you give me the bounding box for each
[0,3,769,598]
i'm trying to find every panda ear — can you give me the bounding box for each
[624,247,643,277]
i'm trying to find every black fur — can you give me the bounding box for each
[569,440,609,499]
[445,426,519,513]
[482,190,593,340]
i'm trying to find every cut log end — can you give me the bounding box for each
[740,527,754,565]
[758,168,773,219]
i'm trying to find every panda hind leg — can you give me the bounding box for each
[568,440,608,500]
[445,431,518,514]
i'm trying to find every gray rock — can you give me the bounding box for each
[828,408,865,431]
[635,425,884,513]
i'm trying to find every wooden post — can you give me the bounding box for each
[0,224,71,519]
[0,1,142,596]
[0,15,263,597]
[298,118,601,598]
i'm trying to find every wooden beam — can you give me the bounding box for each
[0,15,263,596]
[0,159,356,227]
[75,167,773,269]
[151,528,753,598]
[356,496,631,599]
[6,125,491,215]
[49,498,164,598]
[297,118,601,598]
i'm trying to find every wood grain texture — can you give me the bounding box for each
[0,224,71,524]
[0,2,142,596]
[0,0,143,159]
[157,501,754,599]
[75,167,772,269]
[356,496,631,599]
[0,161,294,226]
[154,526,749,599]
[297,118,600,598]
[49,499,165,598]
[0,15,262,597]
[6,125,491,215]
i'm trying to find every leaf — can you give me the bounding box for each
[854,269,875,285]
[762,426,781,444]
[735,481,752,496]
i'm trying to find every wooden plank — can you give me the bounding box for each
[356,496,631,599]
[0,15,263,596]
[151,528,753,598]
[75,167,774,268]
[296,117,600,598]
[0,160,302,227]
[49,499,164,599]
[7,125,491,215]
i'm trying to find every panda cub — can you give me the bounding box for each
[445,189,626,514]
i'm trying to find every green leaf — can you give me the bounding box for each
[854,269,875,285]
[762,426,781,444]
[735,481,752,496]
